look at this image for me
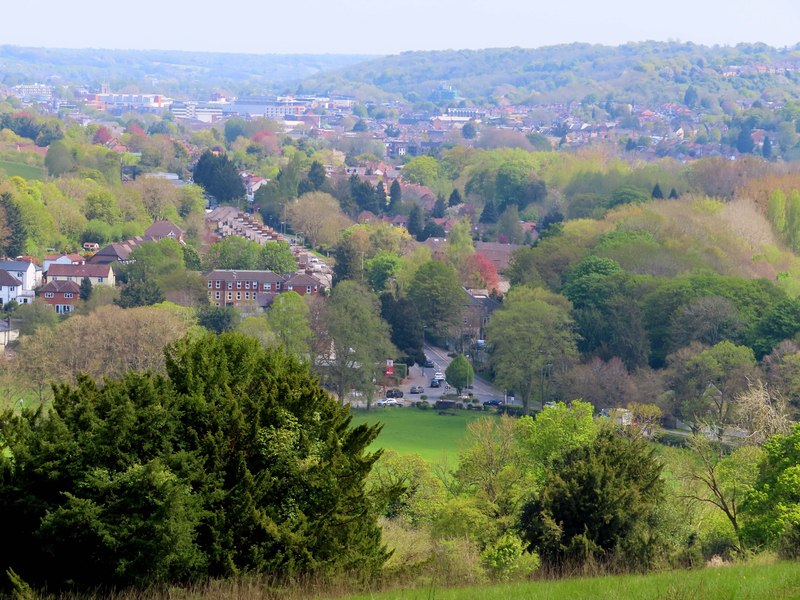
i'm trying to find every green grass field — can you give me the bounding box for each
[349,407,492,463]
[344,560,800,600]
[0,159,46,180]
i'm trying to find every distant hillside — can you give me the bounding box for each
[0,46,376,98]
[299,41,800,105]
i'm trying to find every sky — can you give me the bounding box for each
[7,0,800,55]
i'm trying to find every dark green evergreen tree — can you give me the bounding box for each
[448,188,463,207]
[196,304,240,333]
[115,278,165,308]
[480,199,499,224]
[407,204,425,239]
[380,293,425,366]
[684,85,699,109]
[651,183,664,199]
[736,126,755,154]
[763,136,773,160]
[519,427,665,570]
[669,187,679,199]
[389,179,402,213]
[307,160,327,190]
[79,277,93,302]
[0,193,26,257]
[432,194,446,218]
[374,181,387,213]
[192,150,246,204]
[332,235,364,286]
[0,333,387,591]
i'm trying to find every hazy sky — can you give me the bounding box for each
[8,0,800,55]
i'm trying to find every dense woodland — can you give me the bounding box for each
[2,45,800,596]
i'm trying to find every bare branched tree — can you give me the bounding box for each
[734,380,792,446]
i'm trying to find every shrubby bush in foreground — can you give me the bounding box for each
[0,332,386,591]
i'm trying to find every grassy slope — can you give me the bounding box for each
[0,159,45,180]
[349,407,490,464]
[344,561,800,600]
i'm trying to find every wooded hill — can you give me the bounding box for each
[0,46,373,97]
[298,41,800,105]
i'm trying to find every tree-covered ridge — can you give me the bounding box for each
[300,41,800,105]
[0,46,374,97]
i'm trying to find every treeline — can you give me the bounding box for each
[300,41,800,105]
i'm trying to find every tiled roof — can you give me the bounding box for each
[47,264,113,278]
[40,280,81,293]
[0,271,22,286]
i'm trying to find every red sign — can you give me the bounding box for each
[385,359,394,376]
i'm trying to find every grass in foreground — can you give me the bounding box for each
[344,560,800,600]
[0,159,45,180]
[349,406,491,463]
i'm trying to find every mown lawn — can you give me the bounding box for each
[349,406,493,464]
[344,560,800,600]
[0,159,46,180]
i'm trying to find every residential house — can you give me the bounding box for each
[0,318,19,351]
[144,220,185,244]
[88,239,144,265]
[43,253,85,272]
[47,263,115,287]
[207,270,285,308]
[0,271,22,307]
[206,269,325,308]
[0,260,40,304]
[39,280,80,314]
[284,273,324,296]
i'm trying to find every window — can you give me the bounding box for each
[307,286,312,294]
[44,292,54,298]
[252,280,257,289]
[236,281,241,289]
[208,280,212,289]
[227,292,232,300]
[97,277,104,283]
[236,292,241,300]
[215,291,220,300]
[216,280,221,289]
[64,293,73,298]
[245,281,250,289]
[264,283,271,290]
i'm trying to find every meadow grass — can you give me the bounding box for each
[349,406,492,463]
[343,560,800,600]
[0,159,46,180]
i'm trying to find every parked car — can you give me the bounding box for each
[434,371,445,381]
[430,379,440,388]
[386,388,404,398]
[410,386,424,394]
[424,358,435,368]
[483,399,503,407]
[376,398,403,407]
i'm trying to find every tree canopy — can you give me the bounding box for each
[0,332,387,590]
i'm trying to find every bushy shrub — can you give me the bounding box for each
[481,534,539,581]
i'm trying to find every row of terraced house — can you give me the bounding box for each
[206,270,324,308]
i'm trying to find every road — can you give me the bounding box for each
[348,343,507,408]
[367,342,505,404]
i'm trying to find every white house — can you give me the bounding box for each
[0,260,40,304]
[0,318,19,351]
[0,270,22,306]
